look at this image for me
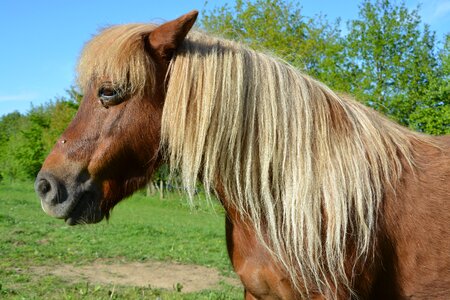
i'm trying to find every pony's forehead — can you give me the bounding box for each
[76,23,158,94]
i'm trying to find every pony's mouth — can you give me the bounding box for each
[64,191,104,225]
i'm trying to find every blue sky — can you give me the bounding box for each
[1,0,449,117]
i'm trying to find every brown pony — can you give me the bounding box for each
[35,11,450,299]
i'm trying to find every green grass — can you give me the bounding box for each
[0,181,242,299]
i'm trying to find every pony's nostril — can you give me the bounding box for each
[37,179,51,196]
[35,174,60,205]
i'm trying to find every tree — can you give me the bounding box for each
[202,0,448,134]
[0,112,25,180]
[16,107,50,179]
[0,87,81,181]
[42,87,81,153]
[409,34,450,134]
[201,0,347,90]
[344,0,441,126]
[0,111,22,144]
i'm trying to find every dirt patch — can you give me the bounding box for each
[30,260,241,293]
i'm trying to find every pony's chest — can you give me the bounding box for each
[225,215,299,299]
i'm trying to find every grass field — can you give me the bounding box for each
[0,181,242,299]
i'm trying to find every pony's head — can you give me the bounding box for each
[35,11,198,225]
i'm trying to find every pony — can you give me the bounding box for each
[35,11,450,299]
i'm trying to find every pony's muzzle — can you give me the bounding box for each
[35,170,105,225]
[35,171,70,218]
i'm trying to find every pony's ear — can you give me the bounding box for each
[148,10,198,61]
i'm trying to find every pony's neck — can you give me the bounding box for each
[161,31,418,295]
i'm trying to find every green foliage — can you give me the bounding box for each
[408,35,449,134]
[344,0,441,126]
[0,110,47,180]
[0,87,80,181]
[0,111,22,142]
[152,163,170,183]
[41,99,79,152]
[203,0,308,55]
[408,34,450,134]
[0,112,25,180]
[201,0,347,89]
[14,106,50,179]
[202,0,449,134]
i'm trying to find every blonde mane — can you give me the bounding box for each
[77,24,421,296]
[162,31,419,296]
[77,24,157,96]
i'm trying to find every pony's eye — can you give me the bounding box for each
[98,85,123,108]
[100,87,116,97]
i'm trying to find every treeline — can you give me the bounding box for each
[0,88,81,181]
[0,0,448,182]
[202,0,449,133]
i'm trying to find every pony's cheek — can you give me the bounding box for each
[86,137,152,181]
[87,140,115,178]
